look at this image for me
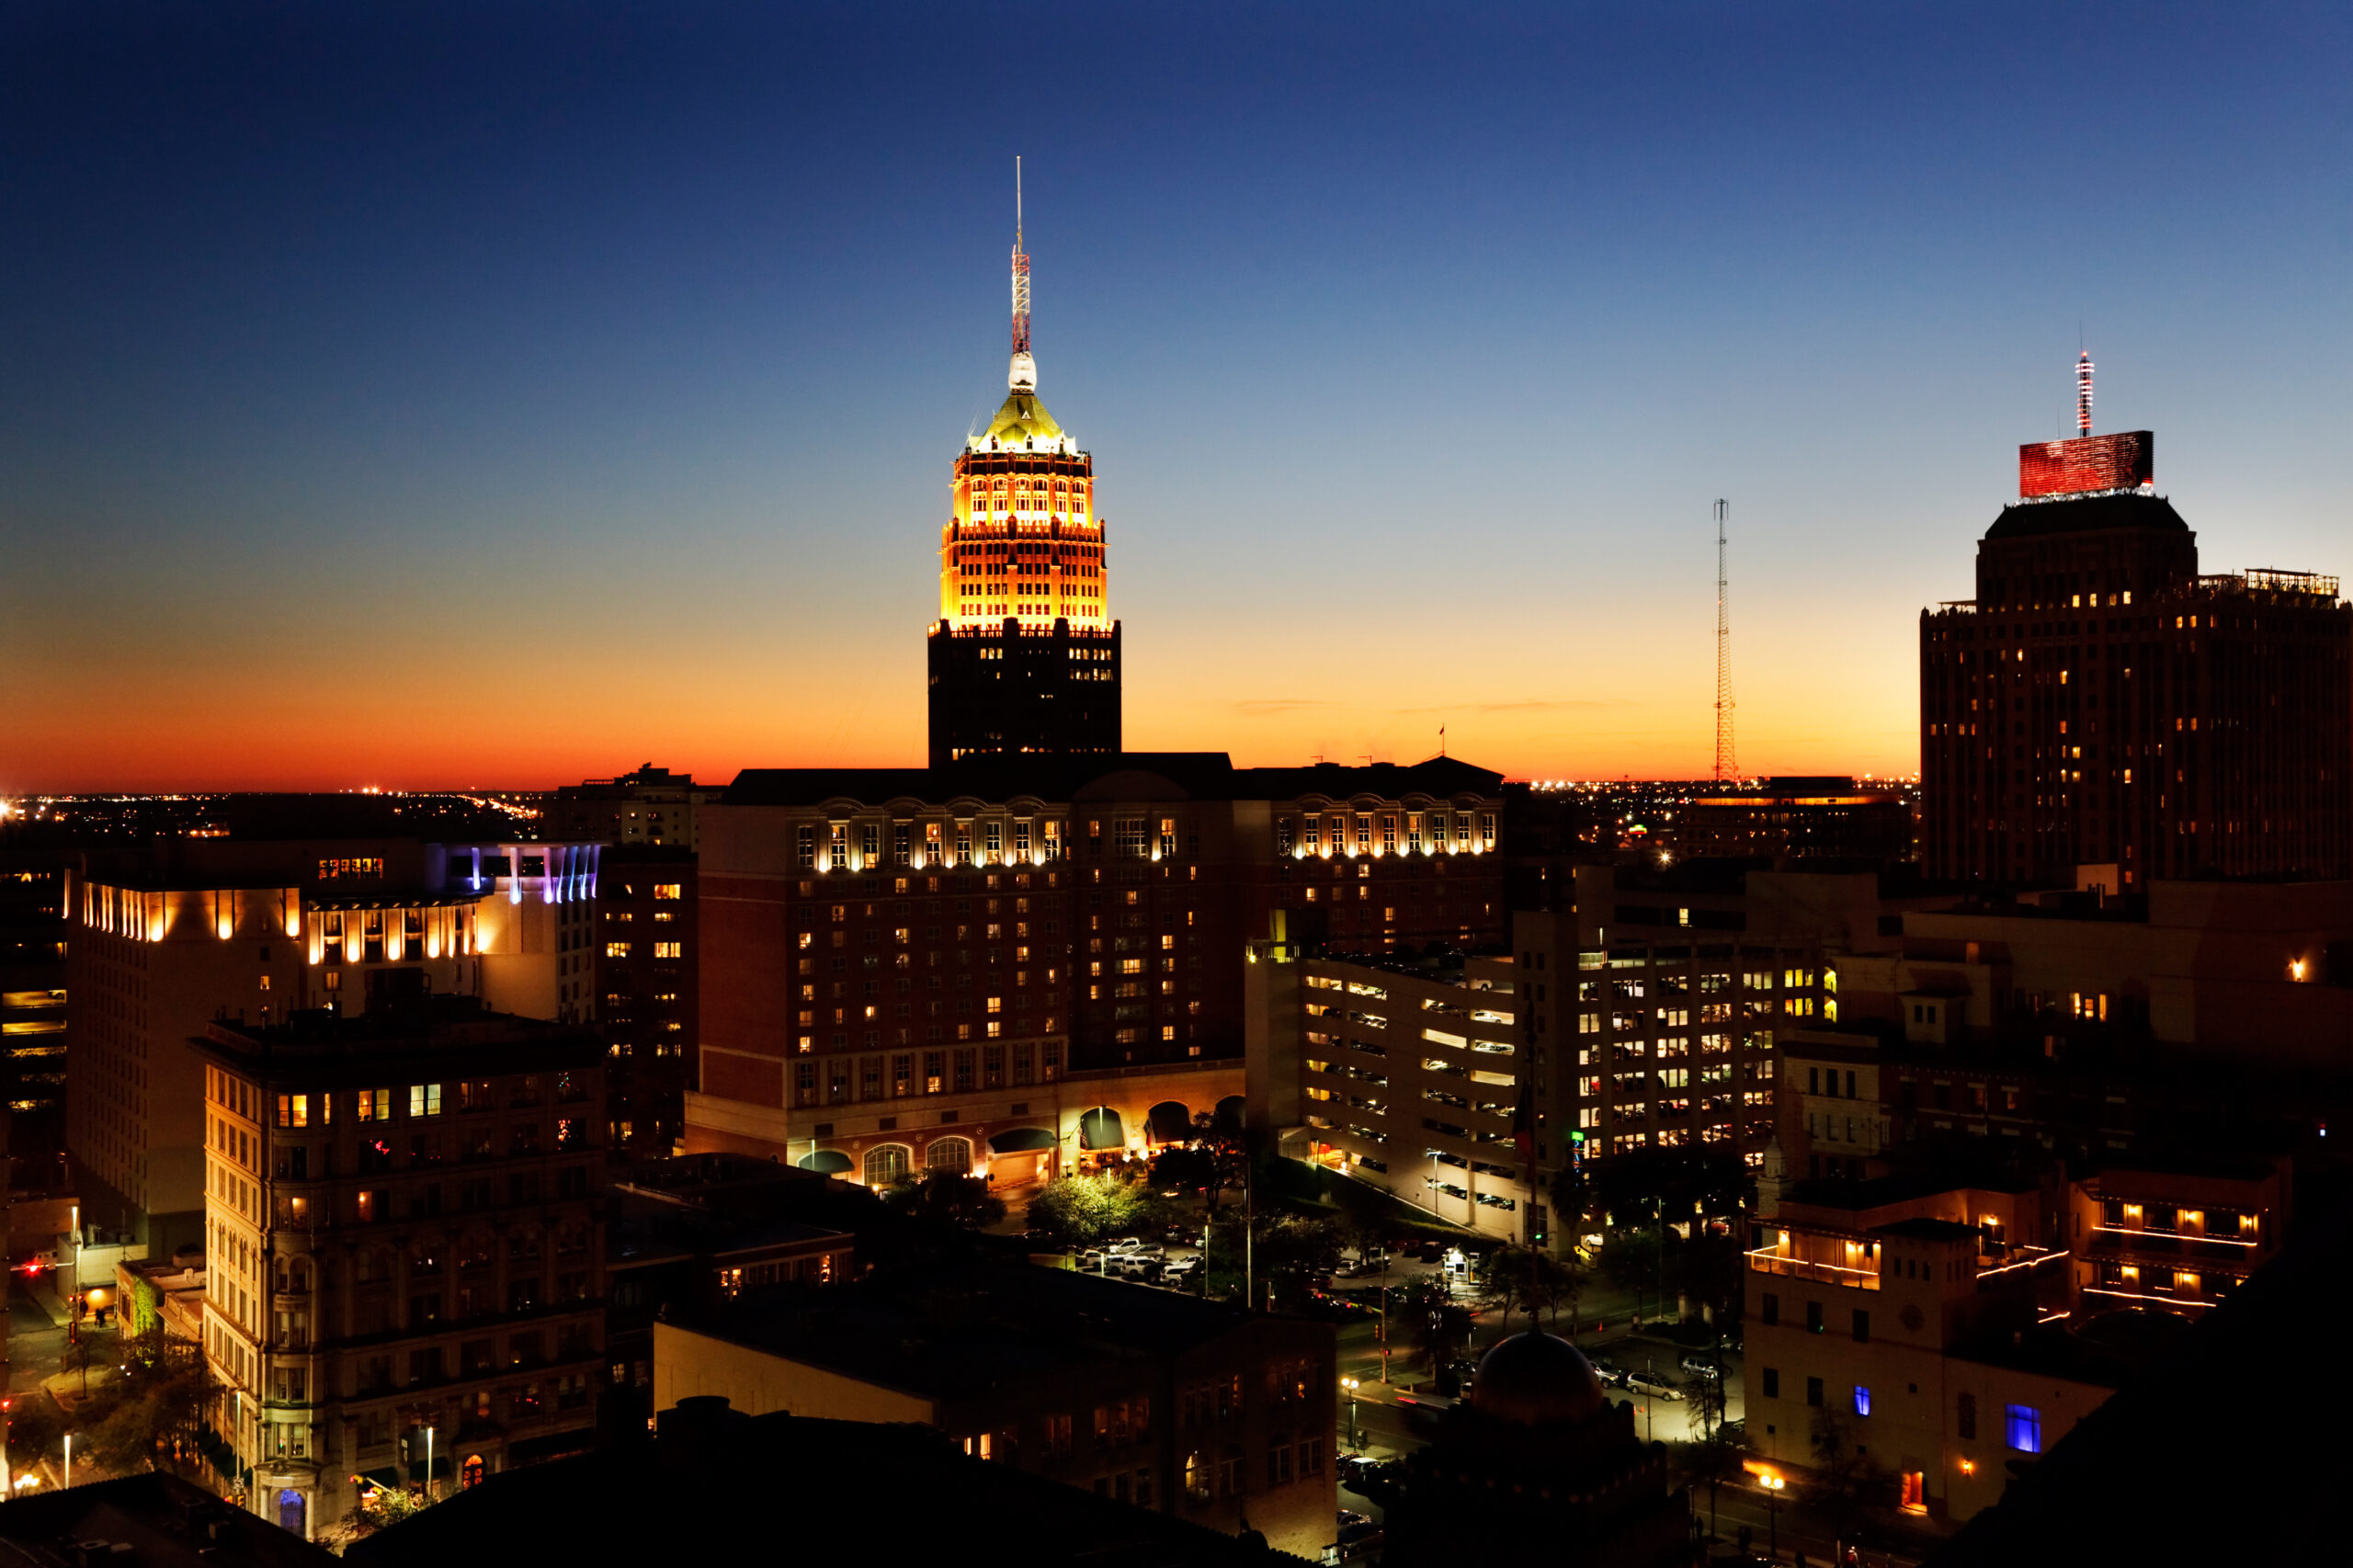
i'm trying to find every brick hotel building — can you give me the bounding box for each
[1920,424,2352,884]
[685,755,1505,1183]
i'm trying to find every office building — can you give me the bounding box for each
[193,998,607,1539]
[686,752,1502,1179]
[1254,910,1822,1248]
[1,858,69,1156]
[1666,778,1916,863]
[64,836,597,1255]
[926,194,1120,766]
[653,1261,1338,1559]
[543,765,718,851]
[1771,877,2353,1180]
[590,845,698,1156]
[1919,408,2352,885]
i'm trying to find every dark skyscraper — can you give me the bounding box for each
[1920,378,2351,885]
[926,176,1120,767]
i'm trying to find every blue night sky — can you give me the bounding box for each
[5,2,2348,789]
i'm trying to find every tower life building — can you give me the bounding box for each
[926,189,1120,767]
[1920,356,2352,885]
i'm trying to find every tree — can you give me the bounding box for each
[1680,1409,1745,1546]
[1024,1172,1146,1251]
[1806,1403,1887,1542]
[1150,1111,1246,1214]
[68,1323,218,1480]
[1392,1275,1473,1375]
[1479,1244,1582,1334]
[1202,1212,1342,1307]
[337,1479,429,1542]
[1664,1228,1744,1324]
[885,1170,1007,1230]
[1548,1161,1593,1241]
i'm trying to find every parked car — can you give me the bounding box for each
[1108,1237,1164,1257]
[1323,1521,1385,1565]
[1680,1353,1724,1379]
[1588,1356,1630,1388]
[1076,1249,1110,1272]
[1627,1371,1684,1400]
[1162,1256,1203,1280]
[1108,1255,1160,1280]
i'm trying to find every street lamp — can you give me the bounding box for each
[1760,1471,1786,1560]
[1340,1377,1359,1449]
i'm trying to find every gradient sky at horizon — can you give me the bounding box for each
[5,2,2349,792]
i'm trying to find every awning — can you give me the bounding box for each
[1147,1102,1193,1142]
[1078,1108,1126,1151]
[796,1150,854,1173]
[988,1127,1057,1154]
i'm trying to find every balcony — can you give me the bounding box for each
[1746,1248,1881,1291]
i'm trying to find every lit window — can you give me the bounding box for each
[654,941,682,959]
[408,1084,443,1118]
[607,942,631,959]
[2005,1403,2040,1454]
[1854,1386,1871,1416]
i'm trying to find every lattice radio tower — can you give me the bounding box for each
[1713,499,1737,783]
[1011,156,1030,356]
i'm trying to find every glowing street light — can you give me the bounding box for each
[1340,1376,1360,1449]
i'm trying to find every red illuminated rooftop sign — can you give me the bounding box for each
[2019,431,2154,497]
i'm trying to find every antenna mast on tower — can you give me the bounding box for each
[1713,499,1737,783]
[2075,348,2094,435]
[1011,156,1030,357]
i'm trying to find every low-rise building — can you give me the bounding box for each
[653,1260,1338,1561]
[1741,1147,2282,1525]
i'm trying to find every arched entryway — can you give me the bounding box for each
[460,1454,484,1490]
[926,1135,973,1175]
[276,1489,306,1536]
[862,1143,912,1187]
[1146,1101,1194,1144]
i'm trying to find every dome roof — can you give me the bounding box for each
[1469,1330,1606,1427]
[974,389,1064,450]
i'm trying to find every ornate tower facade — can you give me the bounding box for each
[926,178,1120,767]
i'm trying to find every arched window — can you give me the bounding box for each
[863,1144,911,1187]
[926,1136,972,1174]
[1184,1451,1208,1503]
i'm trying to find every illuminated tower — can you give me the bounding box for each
[926,164,1120,767]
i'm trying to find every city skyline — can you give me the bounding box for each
[6,4,2350,791]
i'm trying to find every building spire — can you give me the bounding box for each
[2076,348,2094,436]
[1008,156,1036,393]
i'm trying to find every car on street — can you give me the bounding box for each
[1323,1520,1385,1565]
[1588,1356,1629,1388]
[1392,1389,1457,1411]
[1627,1371,1683,1400]
[1680,1353,1724,1379]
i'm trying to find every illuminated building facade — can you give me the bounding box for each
[1741,1148,2287,1525]
[63,839,597,1252]
[685,753,1503,1178]
[926,198,1120,767]
[590,845,699,1155]
[1919,412,2352,885]
[195,1002,606,1539]
[1256,909,1815,1248]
